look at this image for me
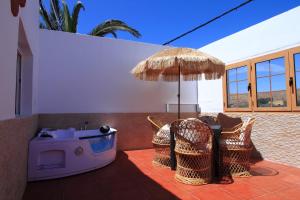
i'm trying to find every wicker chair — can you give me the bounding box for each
[219,118,255,177]
[216,113,242,130]
[198,115,218,126]
[147,116,171,167]
[172,118,213,185]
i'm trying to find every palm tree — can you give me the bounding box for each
[39,0,141,38]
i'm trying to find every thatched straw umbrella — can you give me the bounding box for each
[131,47,225,170]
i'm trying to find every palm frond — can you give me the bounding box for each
[39,22,47,29]
[61,0,73,32]
[39,0,55,30]
[89,20,141,38]
[49,0,61,30]
[71,1,85,33]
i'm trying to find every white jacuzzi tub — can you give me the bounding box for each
[28,128,117,181]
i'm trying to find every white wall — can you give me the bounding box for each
[0,0,39,120]
[19,0,40,115]
[38,30,198,113]
[0,1,19,120]
[198,6,300,112]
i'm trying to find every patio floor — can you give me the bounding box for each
[23,149,300,200]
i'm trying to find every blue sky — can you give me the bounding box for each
[56,0,300,48]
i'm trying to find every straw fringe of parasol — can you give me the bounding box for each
[131,48,225,81]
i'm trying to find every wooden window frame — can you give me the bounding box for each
[289,46,300,111]
[223,61,252,112]
[222,46,300,113]
[251,50,291,112]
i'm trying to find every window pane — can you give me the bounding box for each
[271,75,287,107]
[296,72,300,106]
[227,69,236,82]
[257,77,271,107]
[227,82,237,108]
[237,81,249,108]
[270,57,285,75]
[256,61,269,77]
[237,66,248,81]
[294,53,300,72]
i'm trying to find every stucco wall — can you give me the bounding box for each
[0,1,19,120]
[0,0,39,121]
[38,30,198,113]
[0,1,39,200]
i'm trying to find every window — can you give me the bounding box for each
[15,52,22,116]
[223,62,251,111]
[227,66,249,108]
[255,58,287,108]
[289,47,300,111]
[223,48,299,112]
[294,53,300,106]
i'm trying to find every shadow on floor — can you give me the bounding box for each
[249,166,279,176]
[217,160,279,185]
[23,151,180,200]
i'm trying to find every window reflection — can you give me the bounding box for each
[255,57,286,108]
[227,66,249,108]
[295,54,300,106]
[256,61,269,77]
[271,75,287,107]
[294,54,300,71]
[296,72,300,106]
[237,66,247,81]
[237,81,249,108]
[257,77,271,107]
[270,58,285,75]
[227,69,236,82]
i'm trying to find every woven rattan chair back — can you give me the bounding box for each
[217,113,242,130]
[147,116,171,167]
[172,118,213,154]
[239,118,255,147]
[198,115,218,126]
[171,118,213,185]
[220,117,256,177]
[147,116,164,132]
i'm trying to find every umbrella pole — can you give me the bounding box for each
[170,65,180,170]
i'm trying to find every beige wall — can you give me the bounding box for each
[0,115,38,200]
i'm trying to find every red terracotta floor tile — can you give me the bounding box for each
[252,193,287,200]
[276,187,300,200]
[22,149,300,200]
[220,182,267,200]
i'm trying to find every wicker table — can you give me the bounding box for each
[210,125,222,180]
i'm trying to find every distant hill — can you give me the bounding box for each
[227,90,295,107]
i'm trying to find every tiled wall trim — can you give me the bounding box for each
[38,113,199,151]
